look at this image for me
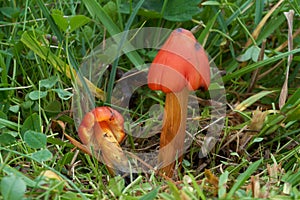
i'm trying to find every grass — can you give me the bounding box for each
[0,0,300,199]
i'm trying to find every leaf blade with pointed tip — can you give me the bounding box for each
[227,159,262,198]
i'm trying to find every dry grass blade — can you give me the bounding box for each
[250,175,260,198]
[279,10,294,109]
[275,28,300,52]
[245,0,284,48]
[235,91,274,112]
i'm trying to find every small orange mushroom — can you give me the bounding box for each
[78,106,128,175]
[148,28,210,177]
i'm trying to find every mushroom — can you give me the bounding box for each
[148,28,210,177]
[78,106,128,175]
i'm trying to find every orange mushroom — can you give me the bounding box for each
[78,106,128,175]
[148,28,210,177]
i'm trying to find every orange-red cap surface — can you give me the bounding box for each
[148,28,210,93]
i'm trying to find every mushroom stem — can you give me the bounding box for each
[158,87,189,177]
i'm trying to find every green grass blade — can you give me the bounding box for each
[21,32,105,100]
[189,174,206,200]
[0,147,89,200]
[35,0,95,106]
[256,15,285,45]
[35,0,63,42]
[21,32,67,73]
[0,118,20,131]
[83,0,122,35]
[198,10,220,47]
[139,187,159,200]
[227,159,262,198]
[106,0,145,103]
[255,0,264,25]
[218,171,229,199]
[167,181,181,200]
[281,87,300,113]
[225,0,253,25]
[0,53,8,86]
[223,48,300,83]
[82,0,144,68]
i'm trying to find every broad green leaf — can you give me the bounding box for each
[0,133,16,145]
[139,187,159,200]
[1,174,26,200]
[21,100,34,109]
[51,9,91,33]
[227,159,262,198]
[32,149,53,162]
[0,164,36,187]
[21,113,41,136]
[44,100,62,115]
[163,0,201,21]
[51,9,68,32]
[8,105,19,113]
[69,15,91,33]
[208,82,225,91]
[28,90,48,100]
[39,76,58,88]
[24,130,47,149]
[52,89,73,100]
[0,7,20,19]
[236,46,268,62]
[82,25,93,39]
